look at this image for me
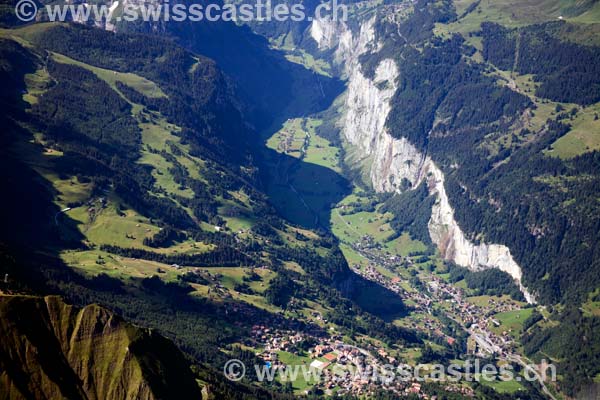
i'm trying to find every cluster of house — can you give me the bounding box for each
[247,322,475,397]
[348,259,450,340]
[217,228,523,397]
[251,325,307,362]
[349,232,525,361]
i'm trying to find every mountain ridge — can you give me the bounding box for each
[0,294,203,400]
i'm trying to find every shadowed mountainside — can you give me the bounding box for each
[0,295,203,400]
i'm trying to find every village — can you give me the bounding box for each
[349,234,527,360]
[220,232,529,397]
[245,323,474,397]
[169,228,529,397]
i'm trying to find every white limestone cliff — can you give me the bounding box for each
[310,16,535,303]
[310,16,379,78]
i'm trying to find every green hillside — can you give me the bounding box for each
[0,21,425,398]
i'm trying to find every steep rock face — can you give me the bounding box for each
[310,16,379,77]
[311,17,535,302]
[0,295,202,400]
[427,165,535,303]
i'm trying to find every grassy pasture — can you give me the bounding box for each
[61,249,182,281]
[490,308,534,338]
[546,103,600,158]
[478,375,526,394]
[50,52,166,99]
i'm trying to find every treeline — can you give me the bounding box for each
[33,60,141,155]
[481,21,600,105]
[29,57,198,230]
[360,0,456,78]
[143,227,187,248]
[32,23,250,164]
[100,244,254,267]
[522,307,600,396]
[24,26,263,235]
[448,264,525,301]
[381,182,435,245]
[442,121,600,305]
[386,34,531,149]
[0,38,37,110]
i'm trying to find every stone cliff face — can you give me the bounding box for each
[311,17,535,303]
[427,166,535,303]
[0,295,203,400]
[311,16,379,78]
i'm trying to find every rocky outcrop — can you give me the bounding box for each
[310,15,379,78]
[311,16,535,303]
[0,295,203,399]
[427,165,536,303]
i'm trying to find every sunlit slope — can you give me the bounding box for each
[0,295,202,399]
